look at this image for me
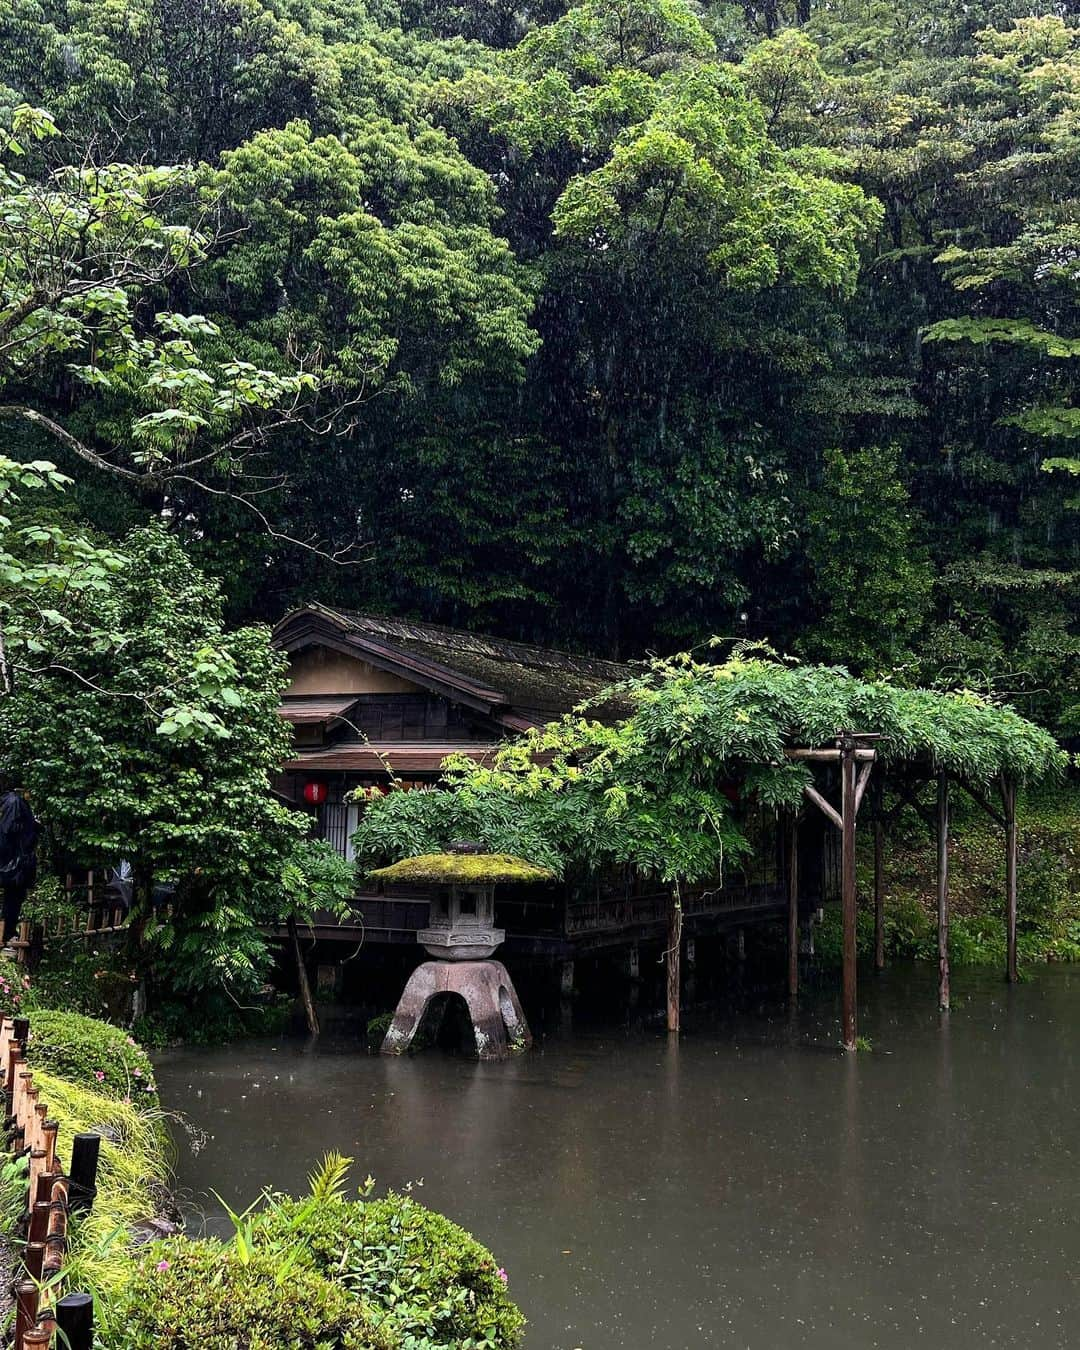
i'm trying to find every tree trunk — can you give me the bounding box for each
[666,888,682,1035]
[288,914,320,1037]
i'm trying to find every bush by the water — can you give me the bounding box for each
[258,1193,525,1349]
[28,1010,158,1102]
[110,1240,394,1349]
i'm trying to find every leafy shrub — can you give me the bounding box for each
[257,1193,525,1349]
[0,955,31,1018]
[132,993,292,1048]
[108,1239,394,1349]
[28,1010,157,1102]
[29,942,139,1022]
[884,895,935,959]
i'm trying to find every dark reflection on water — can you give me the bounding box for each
[154,964,1080,1349]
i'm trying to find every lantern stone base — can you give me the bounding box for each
[380,960,532,1061]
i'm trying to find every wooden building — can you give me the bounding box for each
[272,605,837,964]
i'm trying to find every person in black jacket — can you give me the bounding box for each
[0,779,39,948]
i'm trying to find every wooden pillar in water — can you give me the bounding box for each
[840,736,858,1052]
[1002,775,1018,984]
[666,888,682,1036]
[872,778,885,973]
[937,770,950,1012]
[787,813,799,1002]
[288,914,320,1038]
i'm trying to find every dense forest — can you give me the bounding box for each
[0,0,1077,733]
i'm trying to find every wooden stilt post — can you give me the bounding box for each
[287,914,320,1037]
[873,777,885,974]
[937,770,950,1012]
[840,735,858,1052]
[787,812,799,1002]
[1002,775,1018,984]
[666,887,682,1036]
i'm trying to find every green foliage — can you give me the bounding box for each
[109,1239,394,1350]
[0,1151,28,1233]
[357,649,1064,887]
[0,0,1076,755]
[818,784,1080,969]
[0,955,31,1018]
[132,995,294,1049]
[27,1009,157,1103]
[801,445,933,673]
[108,1151,524,1350]
[281,839,359,925]
[0,527,310,1004]
[27,1068,170,1312]
[255,1193,525,1349]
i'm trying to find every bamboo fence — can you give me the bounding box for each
[2,1016,98,1350]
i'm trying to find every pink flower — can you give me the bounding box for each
[133,1068,141,1076]
[156,1260,170,1273]
[497,1268,508,1285]
[94,1071,105,1082]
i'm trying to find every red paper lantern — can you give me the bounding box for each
[303,782,328,805]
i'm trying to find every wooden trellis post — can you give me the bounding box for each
[936,771,950,1012]
[1002,775,1019,984]
[872,776,885,973]
[787,812,799,1002]
[788,733,877,1051]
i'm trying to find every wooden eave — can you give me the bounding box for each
[274,609,510,717]
[283,742,500,774]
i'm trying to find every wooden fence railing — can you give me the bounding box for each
[2,1017,100,1350]
[63,871,128,937]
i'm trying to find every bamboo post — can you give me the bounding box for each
[840,735,858,1051]
[937,771,950,1012]
[43,1176,70,1279]
[14,1282,38,1350]
[22,1325,52,1349]
[1002,775,1018,984]
[41,1119,58,1176]
[22,1241,43,1282]
[666,887,682,1035]
[28,1199,50,1245]
[787,813,799,1002]
[56,1293,94,1350]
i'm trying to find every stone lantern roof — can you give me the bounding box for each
[367,852,555,886]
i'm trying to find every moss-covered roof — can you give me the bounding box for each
[368,852,555,886]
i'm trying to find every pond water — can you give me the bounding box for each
[155,963,1080,1350]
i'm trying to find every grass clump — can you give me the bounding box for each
[28,1010,158,1102]
[29,1070,169,1309]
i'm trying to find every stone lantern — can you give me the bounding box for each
[418,877,503,960]
[370,846,553,1061]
